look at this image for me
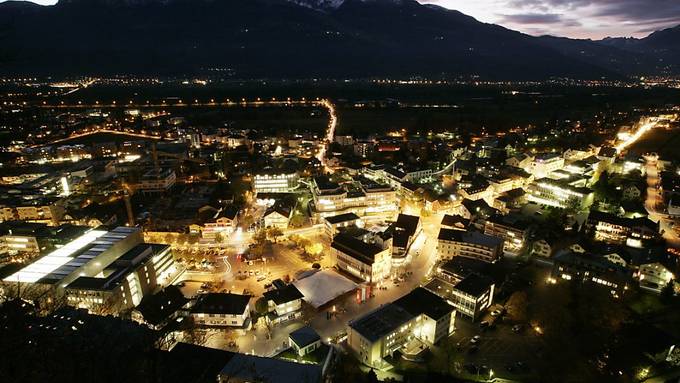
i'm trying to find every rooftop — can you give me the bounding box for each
[393,287,455,321]
[331,233,384,265]
[191,293,251,315]
[289,326,321,349]
[348,303,415,342]
[325,212,360,225]
[263,284,304,305]
[438,228,503,248]
[453,273,494,296]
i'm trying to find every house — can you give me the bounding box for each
[347,287,455,367]
[505,153,533,169]
[200,205,239,239]
[218,352,322,383]
[262,283,304,324]
[483,214,530,255]
[637,262,675,293]
[289,326,322,357]
[330,233,392,283]
[190,293,252,329]
[385,214,421,264]
[532,238,556,258]
[132,286,189,331]
[493,188,527,213]
[586,210,658,247]
[441,214,469,230]
[458,181,493,202]
[437,229,504,263]
[551,252,632,296]
[459,198,497,221]
[263,199,295,230]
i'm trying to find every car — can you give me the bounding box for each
[479,321,490,329]
[471,335,481,344]
[491,309,503,317]
[512,324,523,333]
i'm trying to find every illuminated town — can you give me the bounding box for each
[1,1,680,383]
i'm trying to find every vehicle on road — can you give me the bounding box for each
[471,335,481,344]
[512,324,523,333]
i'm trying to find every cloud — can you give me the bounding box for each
[500,13,563,24]
[422,0,680,38]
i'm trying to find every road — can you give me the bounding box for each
[644,154,680,247]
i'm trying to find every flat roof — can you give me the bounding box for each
[348,303,415,342]
[393,287,454,320]
[325,212,360,225]
[331,234,384,265]
[2,229,108,284]
[453,274,494,296]
[438,229,503,248]
[191,293,251,315]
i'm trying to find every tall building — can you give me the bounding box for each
[2,227,179,313]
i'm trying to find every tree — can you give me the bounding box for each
[660,280,676,304]
[214,232,226,244]
[255,297,269,316]
[267,227,284,243]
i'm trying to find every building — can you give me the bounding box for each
[311,176,396,222]
[353,140,374,158]
[64,243,177,312]
[219,352,322,383]
[441,214,469,230]
[190,293,252,328]
[385,214,421,264]
[136,168,176,194]
[483,215,529,255]
[437,229,504,263]
[132,286,190,330]
[262,283,304,324]
[252,170,299,194]
[527,178,594,209]
[586,211,658,247]
[550,252,631,296]
[263,200,295,230]
[2,227,179,313]
[347,287,455,367]
[637,262,675,293]
[289,326,322,357]
[200,206,239,239]
[330,233,392,283]
[530,153,565,178]
[324,213,362,239]
[425,273,494,321]
[0,198,66,225]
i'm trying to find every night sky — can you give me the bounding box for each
[3,0,680,39]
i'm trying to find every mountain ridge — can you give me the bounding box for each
[0,0,678,79]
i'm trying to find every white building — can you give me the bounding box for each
[347,287,455,367]
[252,171,299,194]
